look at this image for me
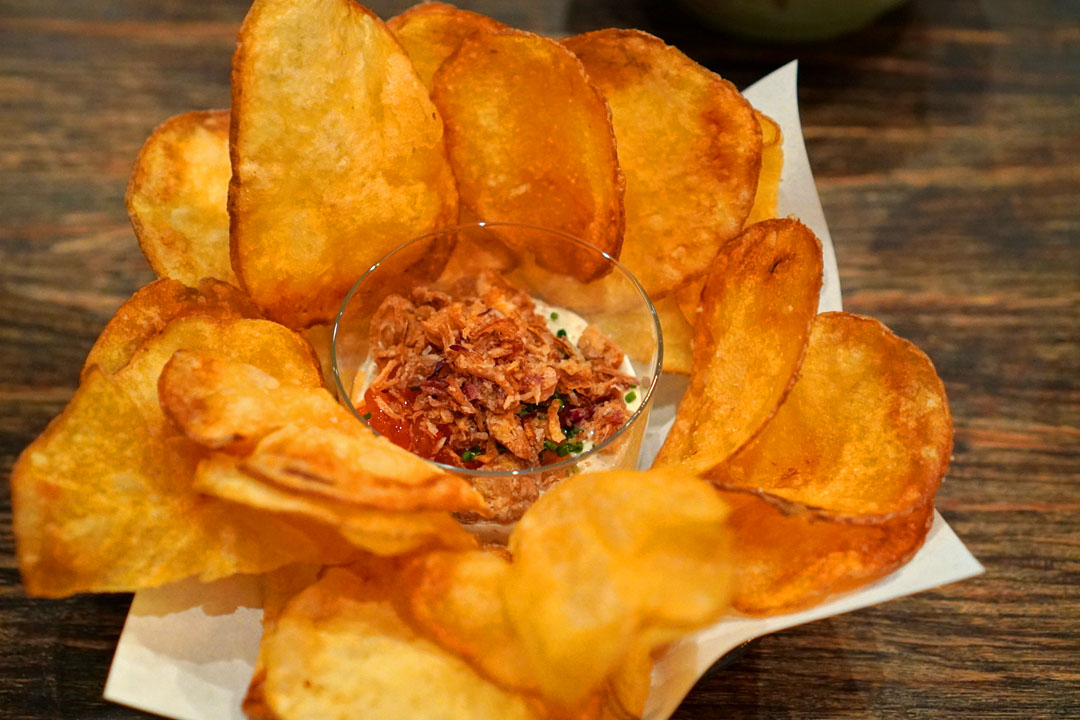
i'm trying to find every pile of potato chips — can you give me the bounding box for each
[10,1,952,717]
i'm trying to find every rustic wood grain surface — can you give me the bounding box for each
[1,0,1077,717]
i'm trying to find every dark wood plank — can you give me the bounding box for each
[1,0,1076,717]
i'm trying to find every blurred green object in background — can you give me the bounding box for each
[676,0,911,42]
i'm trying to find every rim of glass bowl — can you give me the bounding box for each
[331,221,664,478]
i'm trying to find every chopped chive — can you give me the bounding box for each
[550,311,559,320]
[362,412,372,420]
[460,446,482,462]
[630,384,637,389]
[554,440,584,457]
[624,391,637,404]
[556,328,567,338]
[543,439,557,451]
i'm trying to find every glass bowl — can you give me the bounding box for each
[331,222,662,531]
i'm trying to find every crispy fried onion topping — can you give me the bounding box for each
[362,273,635,470]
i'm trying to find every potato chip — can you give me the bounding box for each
[432,30,624,280]
[253,565,541,720]
[722,488,934,614]
[403,469,731,711]
[505,469,731,709]
[401,550,537,695]
[196,454,477,556]
[655,219,823,473]
[387,2,506,89]
[247,425,488,515]
[114,316,323,431]
[712,312,953,517]
[159,351,488,514]
[745,110,783,225]
[126,110,236,286]
[10,369,354,598]
[81,277,259,379]
[230,0,458,328]
[158,348,355,451]
[563,29,761,298]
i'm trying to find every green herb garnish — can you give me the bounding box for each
[556,440,585,457]
[543,439,558,451]
[460,446,482,462]
[624,391,637,404]
[550,311,559,320]
[362,412,372,420]
[556,328,567,338]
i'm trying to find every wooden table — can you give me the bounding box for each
[1,0,1076,717]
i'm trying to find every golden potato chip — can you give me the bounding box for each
[196,454,477,556]
[563,29,761,297]
[159,351,488,514]
[247,425,488,514]
[655,219,823,473]
[114,316,323,431]
[432,30,624,280]
[402,469,730,712]
[158,348,355,451]
[745,110,783,225]
[254,565,542,720]
[722,488,934,614]
[401,550,537,695]
[230,0,458,328]
[126,110,236,286]
[10,369,354,598]
[81,277,259,379]
[387,2,506,89]
[712,312,953,517]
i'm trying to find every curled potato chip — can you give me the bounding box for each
[387,2,506,89]
[656,219,823,473]
[230,0,458,328]
[159,351,488,514]
[505,469,731,707]
[432,30,624,280]
[404,469,730,711]
[82,277,259,379]
[563,29,761,297]
[114,316,323,431]
[196,453,477,556]
[745,110,783,225]
[252,565,541,720]
[722,488,934,614]
[402,550,537,695]
[10,370,354,598]
[159,349,354,451]
[126,110,236,286]
[712,312,953,517]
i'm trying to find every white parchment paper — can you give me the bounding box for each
[104,61,983,720]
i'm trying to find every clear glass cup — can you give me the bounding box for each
[331,222,663,529]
